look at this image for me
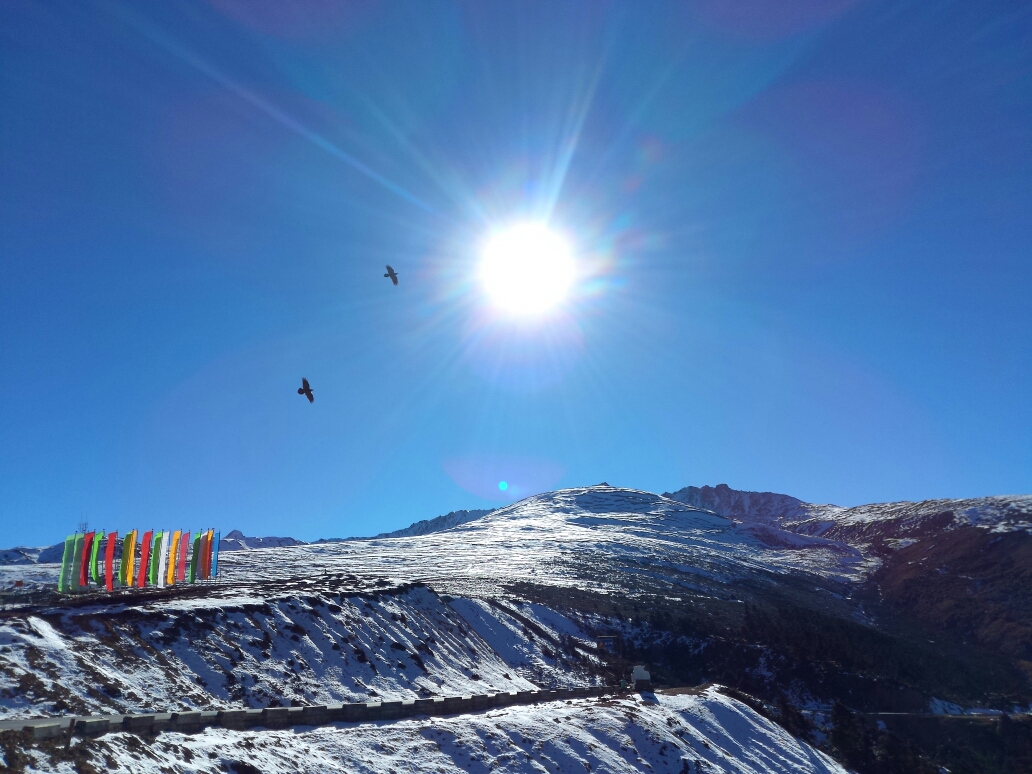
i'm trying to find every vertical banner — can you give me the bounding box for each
[189,532,201,583]
[137,531,153,588]
[70,534,85,592]
[121,531,136,587]
[177,531,190,582]
[166,531,181,586]
[210,531,220,579]
[197,531,209,581]
[90,531,104,584]
[156,532,169,588]
[207,529,215,578]
[163,531,172,583]
[148,532,162,586]
[79,532,95,588]
[105,531,118,591]
[204,529,214,579]
[58,535,75,593]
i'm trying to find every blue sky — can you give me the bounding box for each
[1,1,1029,546]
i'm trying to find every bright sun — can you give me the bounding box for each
[480,223,575,316]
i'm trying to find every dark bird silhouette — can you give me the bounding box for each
[298,377,314,403]
[384,265,399,285]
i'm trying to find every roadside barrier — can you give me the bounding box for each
[0,686,616,740]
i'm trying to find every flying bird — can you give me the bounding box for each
[384,265,399,285]
[298,377,314,403]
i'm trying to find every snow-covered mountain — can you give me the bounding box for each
[0,543,64,566]
[0,547,43,566]
[208,485,866,602]
[668,484,1032,666]
[664,484,809,524]
[219,529,307,551]
[666,483,1032,555]
[1,483,1028,773]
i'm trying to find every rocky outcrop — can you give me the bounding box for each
[663,483,808,525]
[373,509,493,539]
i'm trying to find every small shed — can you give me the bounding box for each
[631,665,651,691]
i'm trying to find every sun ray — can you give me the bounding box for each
[119,7,437,214]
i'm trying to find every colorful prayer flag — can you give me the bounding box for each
[90,531,104,584]
[177,531,190,582]
[105,532,118,591]
[166,531,181,586]
[70,534,85,592]
[138,531,153,588]
[58,535,75,593]
[210,531,220,579]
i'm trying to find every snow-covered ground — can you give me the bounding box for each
[214,486,867,600]
[785,495,1032,538]
[18,690,847,774]
[0,585,607,720]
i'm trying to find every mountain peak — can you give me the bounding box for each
[663,484,808,524]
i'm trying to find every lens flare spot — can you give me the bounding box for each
[498,481,508,491]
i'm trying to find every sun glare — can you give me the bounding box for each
[480,223,575,316]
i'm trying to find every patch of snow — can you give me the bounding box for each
[928,698,964,715]
[62,690,846,774]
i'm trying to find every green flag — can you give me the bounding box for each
[149,532,163,585]
[69,534,85,592]
[189,532,201,583]
[57,535,76,593]
[90,531,104,584]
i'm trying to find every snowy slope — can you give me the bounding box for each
[22,689,847,774]
[781,495,1032,554]
[212,486,866,603]
[0,544,63,567]
[0,584,609,721]
[666,483,1032,555]
[0,547,42,566]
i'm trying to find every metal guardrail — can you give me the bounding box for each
[0,686,616,741]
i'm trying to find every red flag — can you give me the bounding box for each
[177,531,190,582]
[79,532,95,588]
[198,531,209,580]
[104,532,118,591]
[138,531,153,588]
